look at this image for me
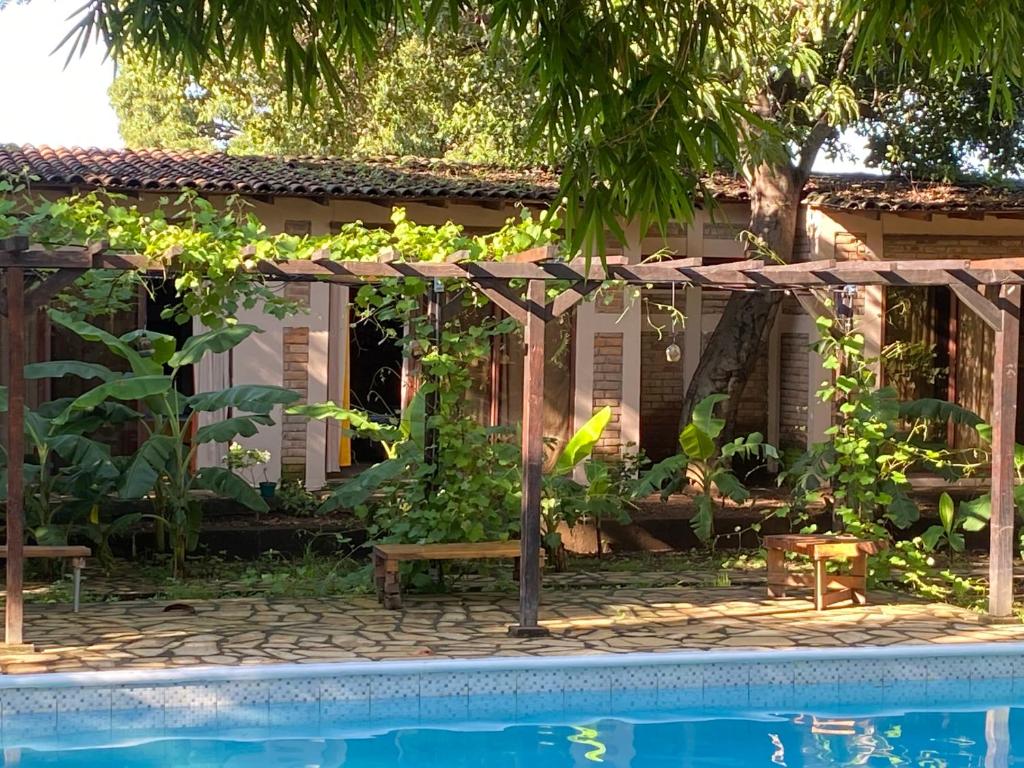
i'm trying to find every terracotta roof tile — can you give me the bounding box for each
[3,145,1024,212]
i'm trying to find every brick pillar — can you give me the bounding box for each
[592,332,623,458]
[281,283,311,482]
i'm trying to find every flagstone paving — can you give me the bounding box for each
[2,586,1023,674]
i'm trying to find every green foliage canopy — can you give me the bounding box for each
[109,27,542,164]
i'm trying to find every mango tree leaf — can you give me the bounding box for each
[193,466,268,513]
[319,458,408,513]
[194,414,274,444]
[960,494,992,532]
[170,325,259,368]
[119,434,177,498]
[48,309,160,375]
[553,406,611,476]
[691,394,728,439]
[188,385,300,413]
[24,361,118,382]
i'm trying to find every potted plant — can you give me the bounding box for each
[225,442,275,499]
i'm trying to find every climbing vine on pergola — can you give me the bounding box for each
[2,221,1022,648]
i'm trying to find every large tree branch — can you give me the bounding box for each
[795,119,835,182]
[794,24,860,183]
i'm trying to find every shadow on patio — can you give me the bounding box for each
[2,585,1023,674]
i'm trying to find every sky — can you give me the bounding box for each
[0,0,871,173]
[0,0,122,148]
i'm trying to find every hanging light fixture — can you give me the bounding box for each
[665,283,682,363]
[835,284,857,333]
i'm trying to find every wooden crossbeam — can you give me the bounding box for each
[475,280,529,324]
[8,242,1024,290]
[551,281,602,317]
[951,284,1002,331]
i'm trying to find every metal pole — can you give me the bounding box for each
[509,279,549,637]
[989,284,1020,618]
[5,267,26,646]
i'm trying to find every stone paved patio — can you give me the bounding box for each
[3,586,1024,674]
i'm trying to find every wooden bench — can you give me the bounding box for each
[764,534,885,611]
[373,542,544,609]
[0,546,90,612]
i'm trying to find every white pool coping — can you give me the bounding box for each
[4,641,1024,689]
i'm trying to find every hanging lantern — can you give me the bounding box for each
[835,284,857,332]
[665,283,682,363]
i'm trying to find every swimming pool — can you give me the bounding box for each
[2,644,1022,766]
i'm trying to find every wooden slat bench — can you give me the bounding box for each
[373,542,544,609]
[764,534,886,611]
[0,545,91,612]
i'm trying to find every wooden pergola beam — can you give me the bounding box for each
[3,239,1024,640]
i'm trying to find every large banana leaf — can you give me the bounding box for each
[48,310,160,376]
[401,389,426,449]
[632,454,687,498]
[56,375,173,423]
[553,406,611,476]
[691,394,728,439]
[119,434,177,498]
[319,457,408,513]
[290,402,405,446]
[47,434,113,468]
[193,466,268,512]
[120,329,177,365]
[169,324,259,368]
[194,414,274,444]
[24,361,118,382]
[189,385,300,414]
[680,394,729,461]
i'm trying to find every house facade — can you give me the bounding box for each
[4,146,1024,487]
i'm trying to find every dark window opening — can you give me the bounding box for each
[348,313,403,465]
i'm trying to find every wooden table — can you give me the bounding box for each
[372,541,544,609]
[764,534,885,611]
[0,545,90,612]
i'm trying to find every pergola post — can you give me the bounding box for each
[4,267,27,647]
[988,284,1020,618]
[509,279,549,637]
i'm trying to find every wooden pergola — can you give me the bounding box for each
[1,236,1021,646]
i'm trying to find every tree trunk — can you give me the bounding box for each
[679,162,805,435]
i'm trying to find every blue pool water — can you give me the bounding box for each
[5,705,1019,767]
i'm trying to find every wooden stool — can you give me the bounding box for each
[764,534,885,610]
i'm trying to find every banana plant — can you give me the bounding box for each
[541,406,616,569]
[0,393,130,547]
[292,391,427,513]
[634,394,778,544]
[34,310,299,576]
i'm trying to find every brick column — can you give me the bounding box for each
[592,332,624,458]
[281,283,311,482]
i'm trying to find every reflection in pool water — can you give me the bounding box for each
[6,706,1016,767]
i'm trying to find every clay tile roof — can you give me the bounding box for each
[0,145,561,204]
[4,145,1024,212]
